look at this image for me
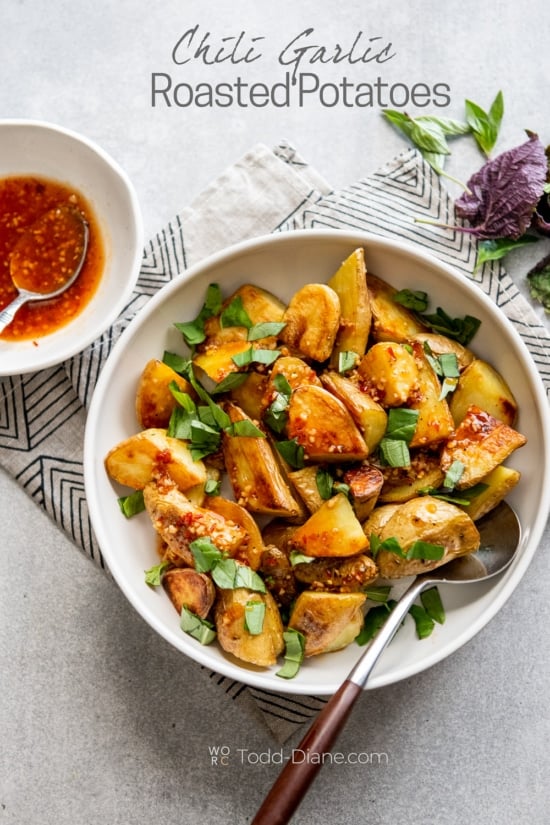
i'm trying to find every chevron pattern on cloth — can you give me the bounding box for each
[1,144,548,742]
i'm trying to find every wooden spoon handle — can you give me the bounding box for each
[251,679,362,825]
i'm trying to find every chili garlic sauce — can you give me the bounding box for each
[0,176,104,341]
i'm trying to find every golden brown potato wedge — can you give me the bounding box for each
[320,371,387,454]
[409,341,455,448]
[193,340,252,384]
[259,545,298,609]
[293,554,378,592]
[287,385,368,462]
[440,405,527,489]
[287,466,325,514]
[135,359,194,429]
[206,496,265,570]
[229,371,268,421]
[328,248,371,365]
[280,283,340,362]
[367,273,427,342]
[262,356,322,411]
[105,428,206,491]
[288,591,366,656]
[410,333,474,372]
[342,464,384,521]
[261,520,298,553]
[358,341,420,407]
[461,465,521,521]
[202,284,286,347]
[379,452,445,503]
[143,481,246,566]
[370,496,480,578]
[449,359,519,427]
[162,568,215,618]
[289,493,368,557]
[215,587,285,667]
[362,503,401,536]
[222,402,303,518]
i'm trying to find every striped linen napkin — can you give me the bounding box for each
[1,141,549,743]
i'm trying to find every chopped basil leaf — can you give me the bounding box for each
[190,537,225,573]
[273,373,292,397]
[420,586,446,624]
[180,606,217,645]
[475,235,539,271]
[232,348,281,368]
[364,585,392,603]
[356,600,397,645]
[417,307,481,346]
[226,420,266,438]
[264,392,289,434]
[244,600,266,635]
[316,468,334,500]
[338,351,358,373]
[439,353,460,378]
[275,439,305,469]
[204,478,221,496]
[163,351,192,374]
[333,481,351,499]
[190,420,222,459]
[369,534,404,559]
[144,560,170,587]
[385,407,419,441]
[247,321,286,341]
[419,481,489,506]
[408,603,435,639]
[443,460,465,489]
[118,489,145,518]
[276,629,305,679]
[379,438,411,467]
[174,283,223,347]
[289,551,315,567]
[220,296,252,329]
[393,289,429,312]
[406,541,445,561]
[211,558,266,593]
[211,372,249,394]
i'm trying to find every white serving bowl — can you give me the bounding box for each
[0,120,143,375]
[84,229,550,695]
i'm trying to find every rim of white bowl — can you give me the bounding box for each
[84,228,550,695]
[0,118,143,376]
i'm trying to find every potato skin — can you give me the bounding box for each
[287,385,368,462]
[215,587,284,667]
[371,496,480,578]
[280,283,341,362]
[163,568,215,618]
[136,359,193,429]
[289,591,366,656]
[293,554,378,592]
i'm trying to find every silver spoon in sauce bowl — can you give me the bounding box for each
[0,205,89,333]
[251,500,521,825]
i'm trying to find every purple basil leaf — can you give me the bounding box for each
[455,132,547,239]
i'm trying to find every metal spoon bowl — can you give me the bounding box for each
[0,205,89,334]
[252,501,521,825]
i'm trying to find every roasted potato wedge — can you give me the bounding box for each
[215,587,285,667]
[206,496,265,570]
[144,481,246,566]
[293,554,378,592]
[202,284,286,347]
[367,273,427,342]
[287,385,368,462]
[135,359,193,429]
[287,465,325,514]
[370,496,480,578]
[362,502,401,535]
[289,591,366,656]
[358,342,419,407]
[321,371,387,454]
[193,339,253,384]
[342,464,384,520]
[328,248,371,365]
[449,359,519,427]
[259,544,298,609]
[290,493,368,557]
[461,465,521,521]
[441,405,526,489]
[230,371,268,421]
[222,402,303,518]
[105,428,206,491]
[280,283,340,362]
[263,355,322,402]
[163,568,215,618]
[410,333,474,372]
[379,452,445,503]
[409,341,455,448]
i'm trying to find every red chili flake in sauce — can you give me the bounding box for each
[0,175,104,341]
